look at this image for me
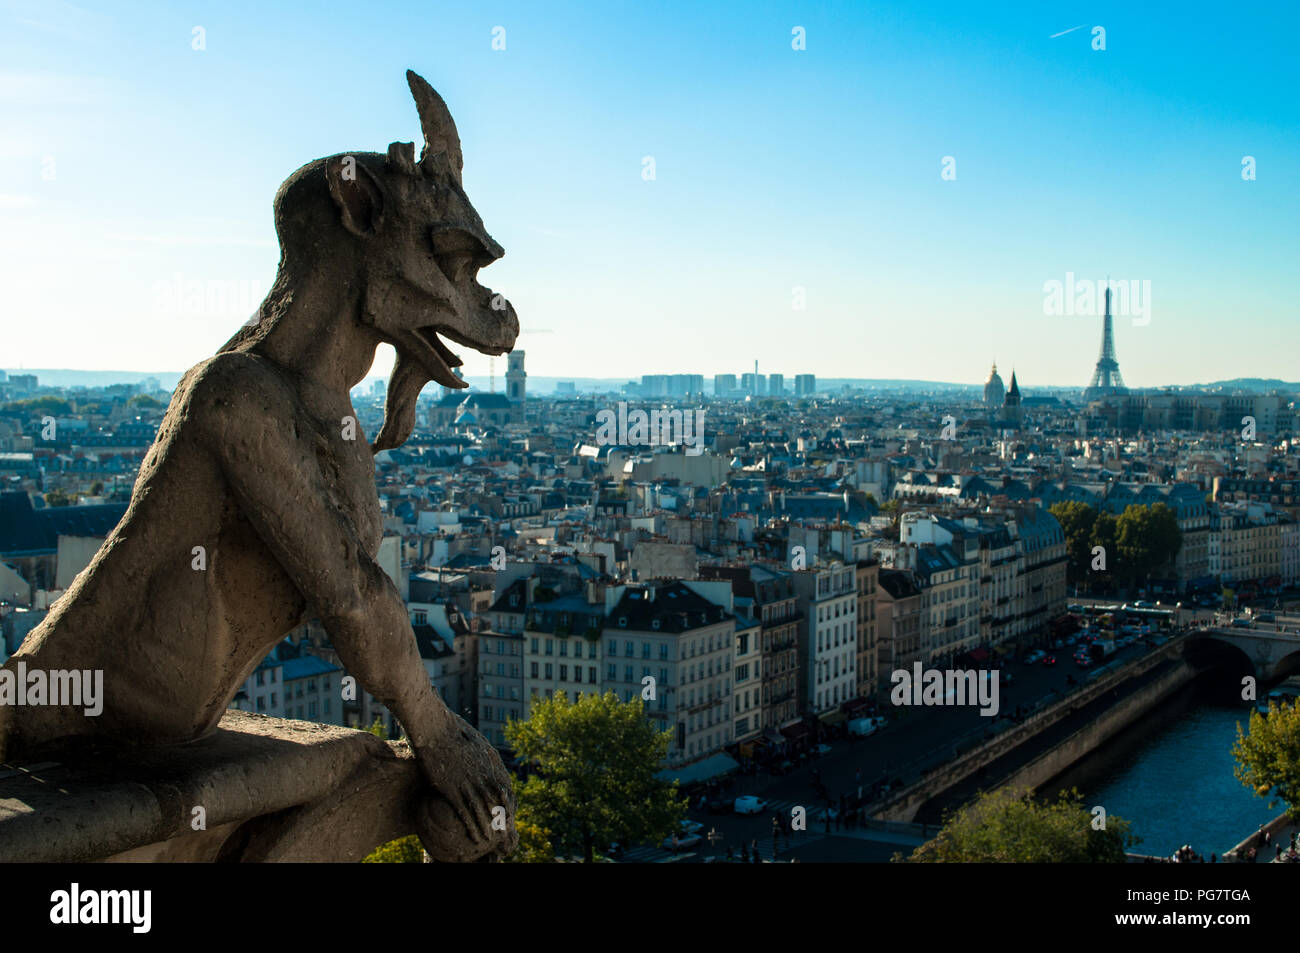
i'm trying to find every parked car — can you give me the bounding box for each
[705,796,733,814]
[814,743,832,757]
[734,796,768,816]
[768,760,795,776]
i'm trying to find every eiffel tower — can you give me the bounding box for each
[1083,286,1128,399]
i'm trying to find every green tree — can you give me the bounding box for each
[1089,511,1118,586]
[128,393,164,409]
[44,490,75,507]
[903,787,1136,863]
[1115,503,1182,589]
[1049,501,1097,586]
[1147,502,1183,575]
[359,717,426,863]
[1233,701,1300,821]
[505,690,685,863]
[5,396,71,416]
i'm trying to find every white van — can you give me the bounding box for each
[848,716,887,737]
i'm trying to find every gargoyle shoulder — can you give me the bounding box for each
[183,352,297,444]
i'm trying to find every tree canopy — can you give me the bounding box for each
[505,690,685,863]
[1115,502,1182,588]
[1049,501,1097,586]
[903,786,1136,863]
[1234,700,1300,822]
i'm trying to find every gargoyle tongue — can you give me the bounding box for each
[371,351,431,453]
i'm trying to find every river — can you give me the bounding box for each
[1045,676,1280,858]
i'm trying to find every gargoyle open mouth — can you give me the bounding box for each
[405,323,512,391]
[373,302,518,454]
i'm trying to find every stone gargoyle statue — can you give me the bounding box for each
[0,71,519,862]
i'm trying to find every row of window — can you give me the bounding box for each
[816,598,856,623]
[817,624,856,651]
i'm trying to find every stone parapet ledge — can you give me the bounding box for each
[0,710,421,862]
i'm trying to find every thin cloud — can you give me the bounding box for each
[4,0,111,42]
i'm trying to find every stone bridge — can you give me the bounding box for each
[1184,621,1300,682]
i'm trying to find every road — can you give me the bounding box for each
[621,618,1179,862]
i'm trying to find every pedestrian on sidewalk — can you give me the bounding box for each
[751,839,760,864]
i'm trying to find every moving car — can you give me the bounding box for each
[1043,655,1057,666]
[734,796,769,816]
[663,832,703,850]
[814,743,832,757]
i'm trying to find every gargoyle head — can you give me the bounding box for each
[258,70,519,452]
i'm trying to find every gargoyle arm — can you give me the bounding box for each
[192,356,455,756]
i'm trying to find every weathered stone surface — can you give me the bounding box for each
[0,71,519,861]
[0,711,421,863]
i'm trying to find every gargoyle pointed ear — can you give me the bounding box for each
[325,155,386,237]
[406,69,463,184]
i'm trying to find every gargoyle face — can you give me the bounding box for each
[320,71,520,450]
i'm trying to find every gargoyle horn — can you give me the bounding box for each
[407,69,463,184]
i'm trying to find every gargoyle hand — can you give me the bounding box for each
[414,714,518,862]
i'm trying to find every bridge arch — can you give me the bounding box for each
[1184,634,1256,685]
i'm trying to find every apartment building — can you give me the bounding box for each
[898,513,981,660]
[972,522,1018,647]
[792,562,858,714]
[1211,502,1281,586]
[604,580,735,765]
[1008,506,1068,641]
[855,558,879,702]
[731,606,764,743]
[876,569,923,691]
[699,563,801,732]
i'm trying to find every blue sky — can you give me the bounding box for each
[2,0,1296,389]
